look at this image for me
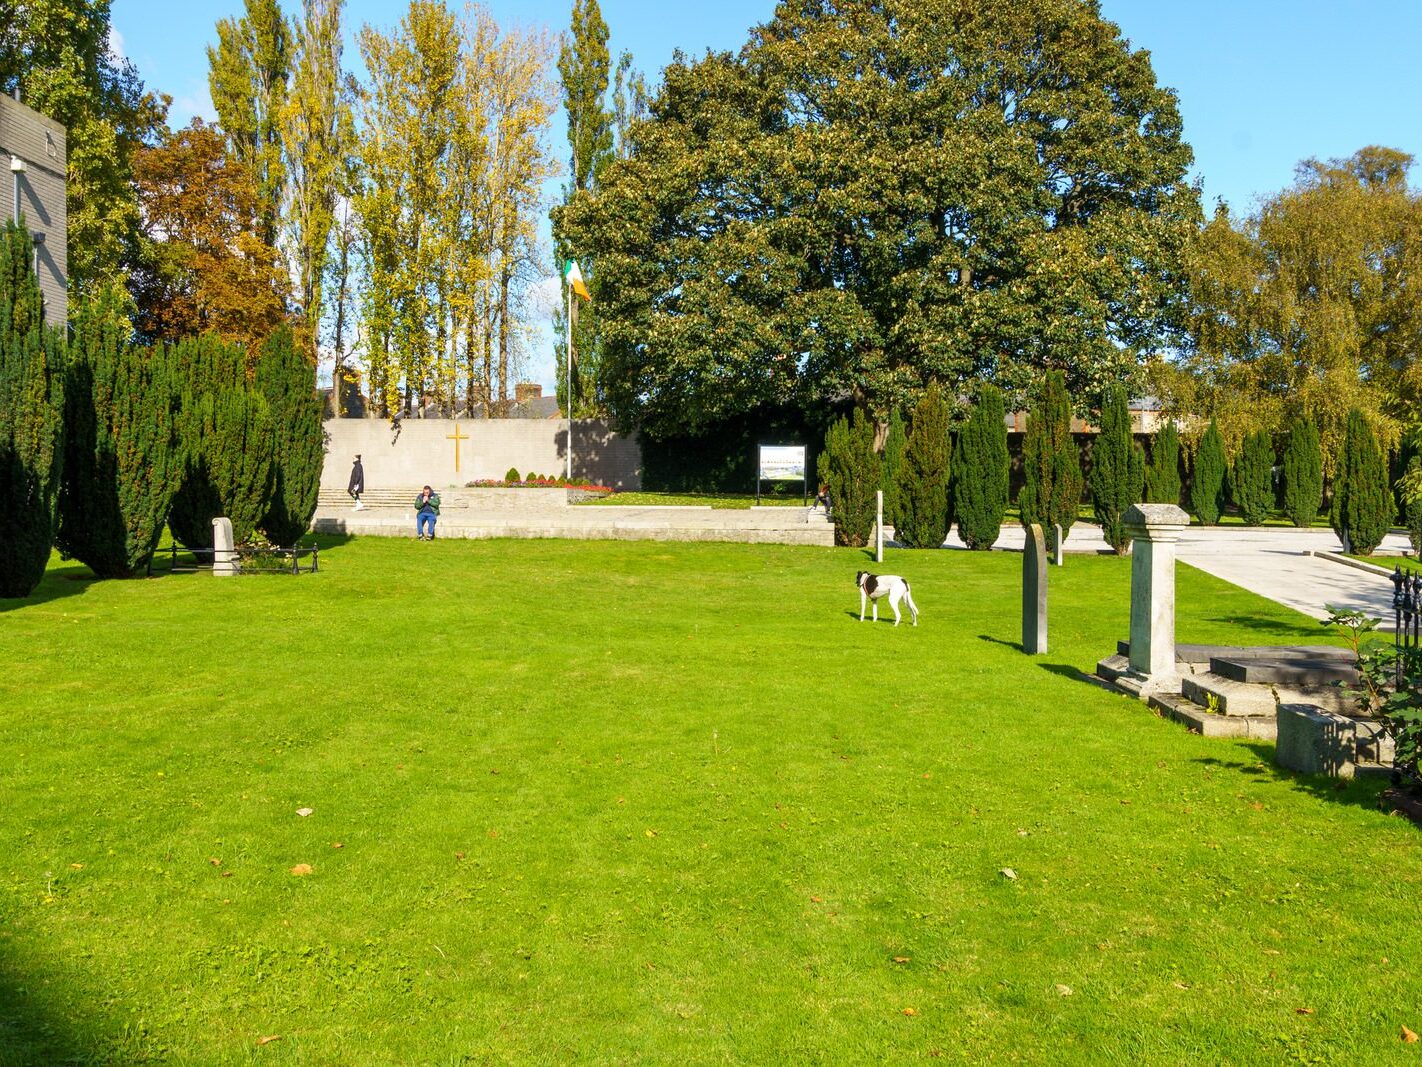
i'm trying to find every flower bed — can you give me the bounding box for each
[467,478,614,494]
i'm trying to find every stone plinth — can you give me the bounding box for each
[212,517,238,576]
[1022,523,1047,654]
[1123,503,1190,694]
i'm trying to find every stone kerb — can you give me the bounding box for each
[1121,503,1190,694]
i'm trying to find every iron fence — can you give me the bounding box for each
[148,543,319,576]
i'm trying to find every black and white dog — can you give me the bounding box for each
[856,571,919,627]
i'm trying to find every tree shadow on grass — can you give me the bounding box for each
[0,560,97,615]
[977,634,1022,652]
[1194,744,1393,817]
[0,946,107,1064]
[1196,614,1330,641]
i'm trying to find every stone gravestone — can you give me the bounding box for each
[212,517,238,577]
[1120,503,1190,695]
[1022,523,1048,654]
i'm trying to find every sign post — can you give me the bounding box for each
[756,445,808,506]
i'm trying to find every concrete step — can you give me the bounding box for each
[1181,672,1279,717]
[1149,692,1277,740]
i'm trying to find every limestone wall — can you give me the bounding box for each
[320,417,642,491]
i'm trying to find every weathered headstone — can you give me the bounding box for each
[1122,503,1189,690]
[1022,522,1048,654]
[212,516,238,577]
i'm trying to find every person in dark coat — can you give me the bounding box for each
[348,455,365,510]
[415,485,440,540]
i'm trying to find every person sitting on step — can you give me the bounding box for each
[415,485,441,540]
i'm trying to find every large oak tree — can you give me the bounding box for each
[556,0,1199,437]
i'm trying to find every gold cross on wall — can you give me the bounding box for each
[447,422,470,472]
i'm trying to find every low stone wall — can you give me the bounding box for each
[321,417,642,493]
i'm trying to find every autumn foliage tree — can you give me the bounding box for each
[131,119,289,354]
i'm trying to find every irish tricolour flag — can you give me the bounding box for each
[564,259,591,302]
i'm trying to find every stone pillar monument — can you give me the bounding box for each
[1022,523,1048,654]
[212,517,238,577]
[1121,503,1189,694]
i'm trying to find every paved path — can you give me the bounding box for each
[315,502,1411,625]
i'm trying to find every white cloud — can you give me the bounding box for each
[107,26,125,61]
[530,274,563,320]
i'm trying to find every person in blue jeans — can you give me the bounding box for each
[415,485,441,540]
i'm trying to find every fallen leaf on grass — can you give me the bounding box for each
[1172,981,1190,990]
[1262,948,1281,956]
[69,863,83,870]
[999,868,1017,881]
[644,829,658,838]
[1403,1026,1419,1043]
[892,956,910,964]
[296,808,313,817]
[901,1008,917,1017]
[331,842,343,850]
[810,895,824,904]
[257,1035,282,1046]
[208,857,221,867]
[1056,985,1073,997]
[1295,1007,1314,1016]
[289,864,313,876]
[455,852,466,861]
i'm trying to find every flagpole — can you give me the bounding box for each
[565,272,573,482]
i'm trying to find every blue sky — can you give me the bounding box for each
[110,0,1422,385]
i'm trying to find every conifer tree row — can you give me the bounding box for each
[819,409,880,548]
[256,325,325,545]
[880,407,907,530]
[1231,430,1275,526]
[954,384,1009,551]
[0,223,65,598]
[1331,409,1391,555]
[1190,420,1227,525]
[1019,372,1083,549]
[895,384,952,550]
[1144,421,1181,505]
[1089,385,1145,554]
[1282,418,1323,528]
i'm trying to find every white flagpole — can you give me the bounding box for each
[566,272,574,481]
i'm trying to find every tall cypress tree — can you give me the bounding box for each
[169,335,273,548]
[895,383,952,549]
[1281,417,1323,528]
[1018,371,1083,547]
[1190,420,1227,525]
[1144,420,1182,504]
[820,409,879,547]
[880,406,906,528]
[954,384,1009,550]
[0,222,65,598]
[1404,456,1422,555]
[1331,409,1391,555]
[257,325,325,545]
[1088,385,1145,553]
[1231,429,1275,526]
[57,285,183,577]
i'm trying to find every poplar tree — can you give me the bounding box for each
[554,0,614,416]
[208,0,291,247]
[57,285,182,577]
[1190,420,1227,525]
[819,409,880,547]
[0,223,64,597]
[954,384,1009,550]
[1019,372,1083,547]
[257,325,325,545]
[1088,385,1145,553]
[1144,421,1182,504]
[1231,429,1275,526]
[880,407,907,528]
[895,384,952,549]
[1331,409,1391,555]
[1281,417,1323,527]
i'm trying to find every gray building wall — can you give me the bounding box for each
[0,95,68,327]
[321,418,643,491]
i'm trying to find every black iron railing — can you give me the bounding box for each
[1393,568,1422,691]
[148,543,319,576]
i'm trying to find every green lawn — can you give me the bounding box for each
[3,538,1420,1064]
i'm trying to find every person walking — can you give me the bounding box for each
[348,455,365,510]
[415,485,441,540]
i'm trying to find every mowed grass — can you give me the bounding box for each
[2,538,1421,1064]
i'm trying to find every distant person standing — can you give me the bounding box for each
[348,454,365,510]
[415,485,441,540]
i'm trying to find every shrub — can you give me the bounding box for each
[1282,418,1323,528]
[1189,420,1227,525]
[1144,421,1181,505]
[895,384,952,549]
[1405,457,1422,554]
[1018,371,1082,547]
[1088,385,1145,553]
[953,384,1009,550]
[0,221,65,598]
[1331,408,1391,555]
[820,408,880,547]
[57,284,182,577]
[505,467,521,483]
[1230,429,1275,526]
[880,407,906,527]
[256,325,326,546]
